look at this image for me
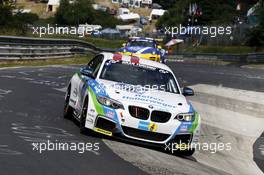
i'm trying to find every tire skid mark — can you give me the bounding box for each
[0,145,23,155]
[11,123,100,156]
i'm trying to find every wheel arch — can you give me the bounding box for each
[82,89,90,110]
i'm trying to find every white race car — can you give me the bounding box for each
[64,52,200,155]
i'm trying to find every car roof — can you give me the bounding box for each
[100,52,171,71]
[129,37,156,42]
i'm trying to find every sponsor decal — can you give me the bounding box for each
[122,95,176,109]
[148,105,154,109]
[73,88,78,97]
[138,121,149,131]
[148,123,157,132]
[138,121,157,132]
[105,111,115,119]
[179,124,188,132]
[128,46,143,52]
[94,128,112,136]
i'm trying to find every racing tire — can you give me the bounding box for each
[63,85,73,119]
[80,97,88,134]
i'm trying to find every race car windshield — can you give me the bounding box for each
[100,60,179,94]
[127,40,155,48]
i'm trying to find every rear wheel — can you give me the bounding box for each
[80,97,88,134]
[63,85,73,119]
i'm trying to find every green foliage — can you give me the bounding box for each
[199,0,236,25]
[156,0,191,28]
[153,0,178,9]
[0,4,13,25]
[0,3,39,35]
[55,0,94,25]
[0,55,93,68]
[157,0,237,27]
[55,0,123,27]
[246,5,264,47]
[93,11,124,28]
[246,27,264,47]
[13,12,39,25]
[0,1,39,26]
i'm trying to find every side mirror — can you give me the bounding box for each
[182,87,194,96]
[157,45,162,49]
[122,43,126,47]
[80,68,94,79]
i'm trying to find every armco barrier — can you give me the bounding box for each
[0,36,105,60]
[1,36,263,63]
[167,52,264,63]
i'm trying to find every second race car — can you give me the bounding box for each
[118,37,166,63]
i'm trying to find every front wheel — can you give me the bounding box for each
[80,97,88,134]
[63,86,73,119]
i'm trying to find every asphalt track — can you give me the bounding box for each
[0,62,263,175]
[0,65,145,175]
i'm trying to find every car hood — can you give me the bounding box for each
[121,46,156,54]
[97,79,191,113]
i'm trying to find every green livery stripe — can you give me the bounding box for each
[189,112,199,133]
[76,72,84,82]
[88,87,105,115]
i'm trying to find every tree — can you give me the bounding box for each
[246,4,264,47]
[156,0,192,28]
[55,0,94,25]
[153,0,178,9]
[0,0,16,26]
[92,11,124,28]
[0,5,13,25]
[156,0,238,27]
[55,0,123,27]
[198,0,236,25]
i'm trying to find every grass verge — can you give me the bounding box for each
[0,55,93,68]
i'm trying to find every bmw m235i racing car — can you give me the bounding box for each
[64,52,200,155]
[118,37,166,63]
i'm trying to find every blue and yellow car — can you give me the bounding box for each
[118,37,166,63]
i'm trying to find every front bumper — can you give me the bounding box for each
[85,92,200,145]
[91,115,200,145]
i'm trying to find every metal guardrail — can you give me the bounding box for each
[167,52,264,63]
[1,36,263,63]
[0,36,104,60]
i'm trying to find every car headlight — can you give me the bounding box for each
[175,113,195,122]
[152,51,156,55]
[97,96,124,109]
